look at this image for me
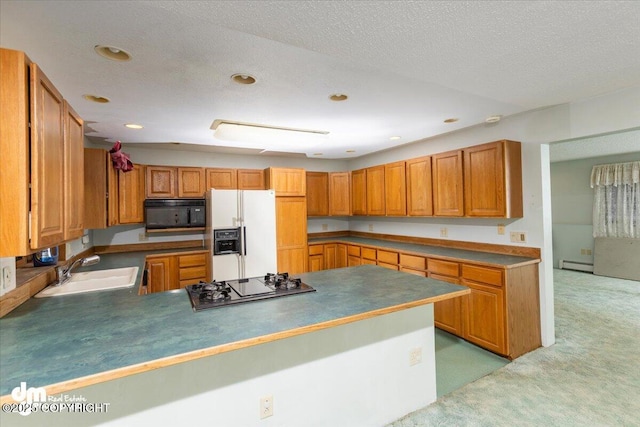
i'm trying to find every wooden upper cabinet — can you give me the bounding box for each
[366,165,385,216]
[432,149,464,217]
[63,101,84,240]
[329,172,351,216]
[306,172,329,216]
[178,167,205,198]
[145,166,204,198]
[265,167,306,196]
[464,140,523,218]
[384,161,406,216]
[206,168,237,190]
[118,164,145,224]
[30,62,66,250]
[146,166,177,198]
[0,49,30,256]
[351,169,366,215]
[237,169,265,190]
[84,148,118,229]
[406,156,433,216]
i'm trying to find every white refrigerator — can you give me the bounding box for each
[206,189,277,281]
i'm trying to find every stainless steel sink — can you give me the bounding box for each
[35,266,139,298]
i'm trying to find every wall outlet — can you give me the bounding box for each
[0,257,16,296]
[409,347,422,366]
[260,395,273,419]
[440,227,448,238]
[138,233,149,242]
[497,224,505,235]
[82,234,90,244]
[322,223,328,231]
[510,231,527,243]
[368,224,374,231]
[581,249,592,255]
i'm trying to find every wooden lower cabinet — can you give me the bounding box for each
[146,255,174,294]
[308,245,324,272]
[178,252,209,288]
[145,250,210,294]
[347,245,361,266]
[430,272,464,337]
[336,244,348,268]
[304,239,539,358]
[324,244,337,269]
[463,280,505,354]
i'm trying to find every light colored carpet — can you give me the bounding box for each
[391,269,640,426]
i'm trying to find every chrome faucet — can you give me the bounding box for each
[55,255,101,285]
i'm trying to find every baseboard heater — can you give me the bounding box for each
[559,260,594,273]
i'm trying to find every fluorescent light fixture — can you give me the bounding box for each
[211,120,329,148]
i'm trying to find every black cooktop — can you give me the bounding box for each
[185,273,316,311]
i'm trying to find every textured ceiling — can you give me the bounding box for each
[1,1,639,159]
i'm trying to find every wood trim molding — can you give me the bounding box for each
[94,240,204,254]
[307,231,350,239]
[309,230,541,259]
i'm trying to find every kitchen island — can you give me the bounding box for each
[0,261,467,426]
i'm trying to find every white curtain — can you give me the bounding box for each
[590,161,640,238]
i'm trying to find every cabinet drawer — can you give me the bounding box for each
[348,245,361,257]
[430,272,460,285]
[428,259,460,277]
[462,264,503,287]
[361,247,377,260]
[362,258,377,265]
[178,253,207,268]
[400,267,426,277]
[377,250,398,265]
[180,266,207,281]
[308,245,324,255]
[378,262,398,270]
[399,254,426,270]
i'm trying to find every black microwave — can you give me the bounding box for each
[144,199,206,229]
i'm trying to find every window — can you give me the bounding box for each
[590,161,640,238]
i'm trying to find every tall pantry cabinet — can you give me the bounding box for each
[0,48,84,256]
[266,168,308,275]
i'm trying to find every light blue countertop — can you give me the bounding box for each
[0,256,467,397]
[308,236,539,268]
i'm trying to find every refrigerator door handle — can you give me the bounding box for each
[242,226,247,256]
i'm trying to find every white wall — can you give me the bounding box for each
[551,151,640,268]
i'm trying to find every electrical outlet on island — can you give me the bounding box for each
[440,227,448,238]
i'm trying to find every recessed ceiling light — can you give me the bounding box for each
[83,94,110,103]
[124,123,143,129]
[313,153,323,156]
[485,115,502,123]
[389,136,401,140]
[94,45,131,61]
[444,118,459,123]
[231,74,256,85]
[346,149,356,153]
[329,94,348,101]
